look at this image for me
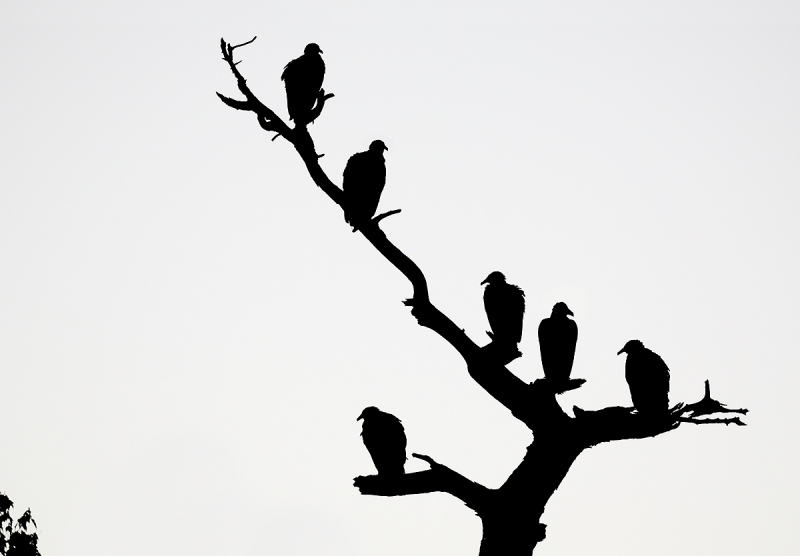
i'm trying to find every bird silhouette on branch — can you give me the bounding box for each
[218,37,748,556]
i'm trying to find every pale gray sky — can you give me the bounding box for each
[1,1,798,555]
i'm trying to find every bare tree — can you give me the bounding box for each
[217,38,748,556]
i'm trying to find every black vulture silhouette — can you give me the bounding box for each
[538,302,578,388]
[281,43,325,125]
[617,340,670,415]
[357,406,406,476]
[343,140,388,231]
[481,271,525,348]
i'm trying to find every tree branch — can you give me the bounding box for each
[217,38,293,140]
[573,406,679,446]
[574,379,748,446]
[217,39,548,428]
[353,453,490,511]
[678,416,746,426]
[675,380,748,418]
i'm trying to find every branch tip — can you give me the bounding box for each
[678,416,746,426]
[412,453,437,466]
[230,36,258,51]
[374,209,402,225]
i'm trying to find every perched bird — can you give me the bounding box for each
[538,302,578,388]
[481,272,525,361]
[617,340,671,415]
[357,406,406,476]
[342,140,388,231]
[281,43,325,125]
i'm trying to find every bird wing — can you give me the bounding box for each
[360,155,386,218]
[485,284,525,344]
[343,151,386,225]
[343,151,367,224]
[626,350,670,413]
[281,54,325,122]
[280,58,297,82]
[538,317,577,382]
[361,412,406,475]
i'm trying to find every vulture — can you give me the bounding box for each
[481,272,525,355]
[281,43,325,125]
[617,340,671,415]
[357,406,406,476]
[538,302,578,387]
[342,140,388,231]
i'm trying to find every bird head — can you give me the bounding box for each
[304,43,323,55]
[369,140,388,153]
[552,302,573,317]
[617,339,644,355]
[481,271,506,286]
[357,406,380,421]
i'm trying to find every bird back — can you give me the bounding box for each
[282,53,325,123]
[343,150,387,228]
[538,315,577,383]
[360,411,406,476]
[625,349,670,414]
[484,282,525,344]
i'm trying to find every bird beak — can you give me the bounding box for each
[617,347,626,355]
[480,278,489,285]
[566,308,574,316]
[357,413,364,421]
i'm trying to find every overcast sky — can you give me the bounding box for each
[1,1,798,555]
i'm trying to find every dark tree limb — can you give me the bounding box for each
[354,454,490,511]
[573,405,680,446]
[218,38,292,139]
[217,42,538,428]
[219,42,748,555]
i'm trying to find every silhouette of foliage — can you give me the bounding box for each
[218,38,748,555]
[0,494,40,556]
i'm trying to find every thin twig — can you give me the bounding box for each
[373,208,401,225]
[412,453,438,466]
[678,416,746,426]
[230,36,257,52]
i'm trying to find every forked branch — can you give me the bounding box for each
[217,38,292,138]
